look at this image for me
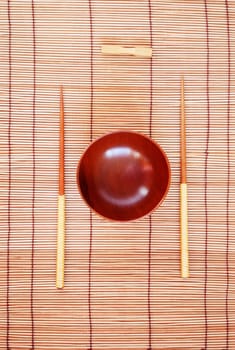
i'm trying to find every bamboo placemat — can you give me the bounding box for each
[0,1,235,349]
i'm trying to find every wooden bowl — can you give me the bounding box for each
[77,131,171,221]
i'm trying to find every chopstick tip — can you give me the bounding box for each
[180,76,185,97]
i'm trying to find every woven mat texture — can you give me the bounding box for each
[0,1,235,349]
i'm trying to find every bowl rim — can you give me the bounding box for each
[76,130,171,222]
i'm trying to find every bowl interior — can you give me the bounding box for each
[77,131,170,221]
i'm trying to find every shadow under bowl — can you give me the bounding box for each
[77,131,171,221]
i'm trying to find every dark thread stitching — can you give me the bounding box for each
[203,0,210,349]
[147,0,153,348]
[31,0,36,348]
[88,1,94,348]
[224,0,231,348]
[6,1,12,349]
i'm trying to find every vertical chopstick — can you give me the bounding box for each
[56,86,66,289]
[180,77,189,278]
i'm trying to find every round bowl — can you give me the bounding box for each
[77,131,171,221]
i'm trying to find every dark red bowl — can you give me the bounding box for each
[77,131,171,221]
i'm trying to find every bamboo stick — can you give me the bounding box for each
[56,85,66,289]
[180,76,189,278]
[101,45,152,58]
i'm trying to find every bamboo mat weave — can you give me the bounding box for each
[0,1,235,349]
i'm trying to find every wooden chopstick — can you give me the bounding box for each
[180,77,189,278]
[56,85,66,289]
[180,77,187,185]
[59,85,65,197]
